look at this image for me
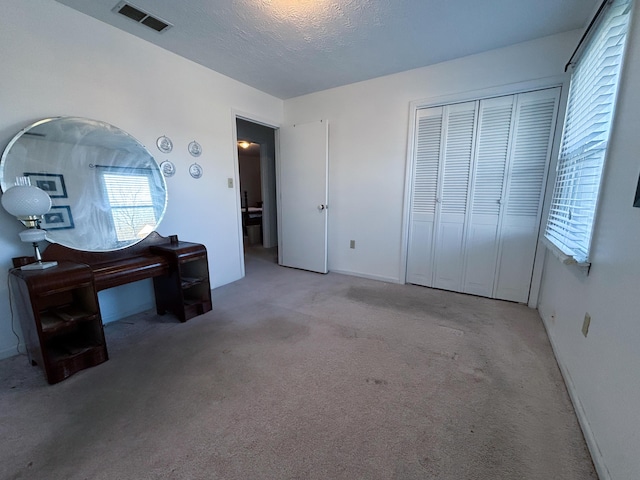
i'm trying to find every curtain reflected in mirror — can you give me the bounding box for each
[0,117,167,252]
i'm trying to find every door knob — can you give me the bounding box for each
[318,204,327,211]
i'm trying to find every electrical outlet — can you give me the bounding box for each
[227,178,233,188]
[350,240,355,249]
[582,313,591,337]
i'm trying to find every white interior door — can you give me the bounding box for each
[278,120,329,273]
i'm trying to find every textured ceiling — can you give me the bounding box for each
[54,0,598,99]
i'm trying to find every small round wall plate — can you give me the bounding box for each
[189,162,203,179]
[156,135,173,153]
[188,140,202,157]
[160,160,176,177]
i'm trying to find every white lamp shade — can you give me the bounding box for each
[19,228,47,243]
[1,185,52,217]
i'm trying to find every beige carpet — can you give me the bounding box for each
[0,246,597,479]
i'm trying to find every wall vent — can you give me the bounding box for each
[112,1,172,33]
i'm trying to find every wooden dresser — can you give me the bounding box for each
[9,232,212,384]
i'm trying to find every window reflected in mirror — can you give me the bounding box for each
[100,167,160,245]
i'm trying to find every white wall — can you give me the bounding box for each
[537,4,640,479]
[284,31,579,283]
[0,0,282,359]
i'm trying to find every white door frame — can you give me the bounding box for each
[400,76,567,307]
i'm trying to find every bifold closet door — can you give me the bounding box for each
[462,95,515,297]
[407,87,560,303]
[406,101,478,290]
[432,101,477,291]
[405,106,443,287]
[493,88,560,302]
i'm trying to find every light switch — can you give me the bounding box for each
[227,178,233,188]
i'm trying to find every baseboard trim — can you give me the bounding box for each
[330,269,401,284]
[0,342,25,360]
[540,314,611,480]
[101,301,155,324]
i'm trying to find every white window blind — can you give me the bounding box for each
[103,172,157,242]
[544,0,631,264]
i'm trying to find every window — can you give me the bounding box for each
[101,169,158,243]
[544,0,632,264]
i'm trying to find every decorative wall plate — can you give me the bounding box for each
[156,135,173,153]
[188,140,202,157]
[160,160,176,177]
[189,162,203,179]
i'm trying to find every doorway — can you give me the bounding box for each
[235,118,278,265]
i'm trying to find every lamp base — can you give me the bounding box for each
[21,261,58,271]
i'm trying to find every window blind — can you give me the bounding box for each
[102,171,157,242]
[544,0,632,264]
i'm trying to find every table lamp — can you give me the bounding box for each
[1,177,58,270]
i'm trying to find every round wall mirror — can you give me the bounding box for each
[0,117,167,252]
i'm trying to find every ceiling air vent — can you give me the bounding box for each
[112,1,172,33]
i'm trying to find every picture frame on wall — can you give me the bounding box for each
[24,172,67,198]
[41,206,74,230]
